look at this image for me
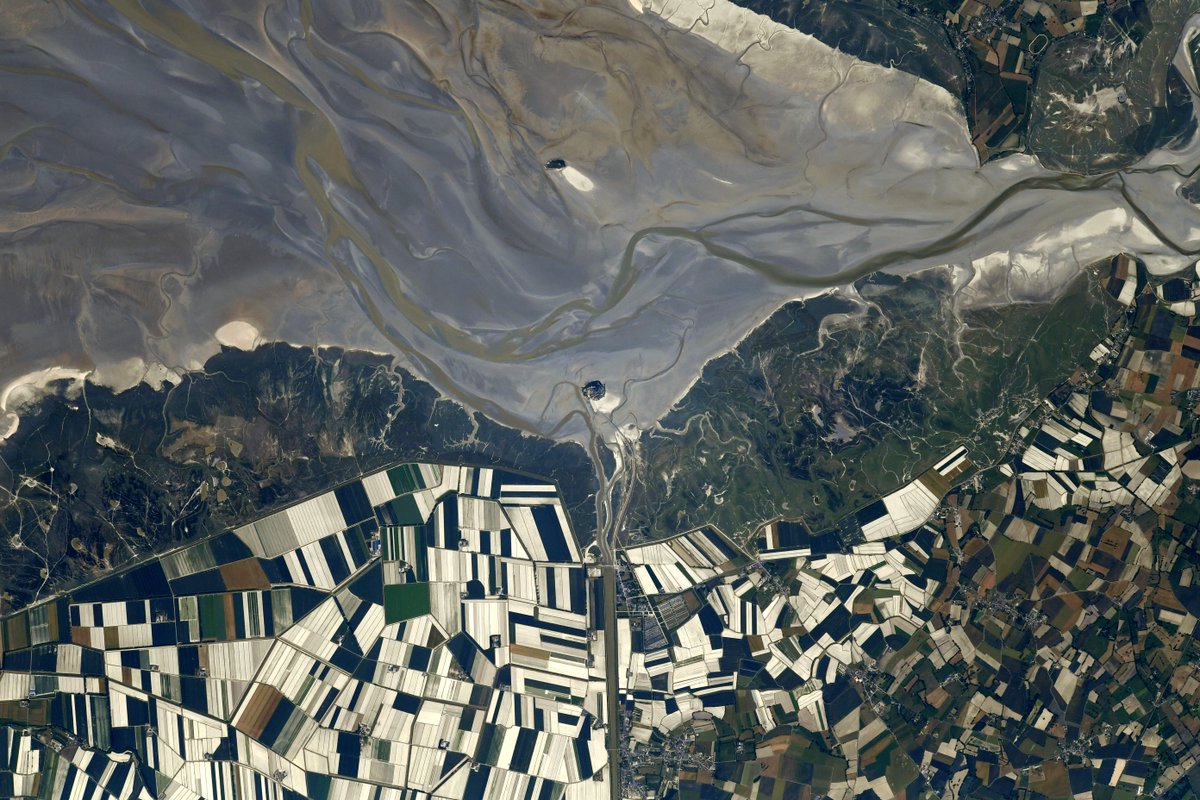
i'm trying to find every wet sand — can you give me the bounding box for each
[2,0,1200,445]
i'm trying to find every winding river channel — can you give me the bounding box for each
[3,0,1200,453]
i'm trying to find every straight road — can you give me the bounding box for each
[603,565,621,800]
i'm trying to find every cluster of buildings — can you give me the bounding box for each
[0,463,610,799]
[938,0,1110,159]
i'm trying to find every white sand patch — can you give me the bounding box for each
[646,0,965,127]
[992,153,1042,173]
[560,166,595,192]
[92,356,181,395]
[955,206,1192,308]
[589,390,622,415]
[143,362,183,388]
[0,359,186,445]
[215,320,261,350]
[0,367,91,443]
[1,367,90,412]
[95,432,124,452]
[1048,86,1126,117]
[626,0,644,12]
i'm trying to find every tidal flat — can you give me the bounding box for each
[3,0,1200,453]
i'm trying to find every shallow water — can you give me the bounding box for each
[2,0,1200,444]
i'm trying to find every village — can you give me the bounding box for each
[613,255,1200,799]
[933,0,1118,159]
